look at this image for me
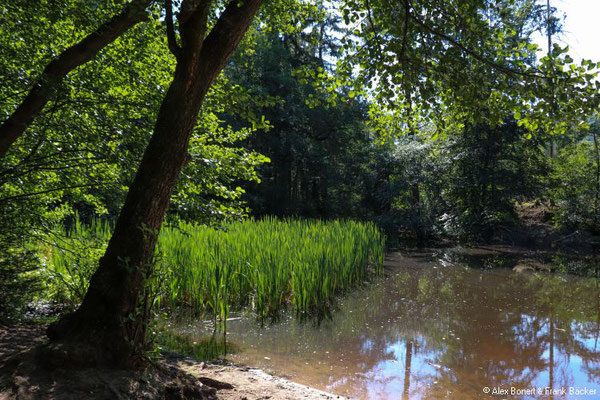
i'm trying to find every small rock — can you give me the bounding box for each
[198,376,235,390]
[513,264,535,273]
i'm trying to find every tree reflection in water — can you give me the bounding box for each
[175,250,600,400]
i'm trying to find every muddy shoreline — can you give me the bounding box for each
[0,323,346,400]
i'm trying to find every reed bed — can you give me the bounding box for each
[157,218,385,320]
[46,217,386,320]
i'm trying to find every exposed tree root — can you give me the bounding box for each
[1,324,217,400]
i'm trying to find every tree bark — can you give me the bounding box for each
[0,0,151,157]
[593,129,600,230]
[45,0,263,369]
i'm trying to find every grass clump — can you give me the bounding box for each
[152,327,236,361]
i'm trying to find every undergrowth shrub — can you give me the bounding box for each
[550,141,600,233]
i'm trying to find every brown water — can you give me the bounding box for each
[175,249,600,399]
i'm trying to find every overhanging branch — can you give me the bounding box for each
[165,0,182,58]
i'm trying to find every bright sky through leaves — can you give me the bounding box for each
[533,0,600,62]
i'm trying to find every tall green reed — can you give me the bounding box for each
[43,214,112,306]
[157,217,385,321]
[45,217,385,322]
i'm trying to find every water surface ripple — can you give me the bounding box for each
[176,249,600,399]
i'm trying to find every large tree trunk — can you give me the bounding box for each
[593,129,600,231]
[0,0,151,157]
[44,0,262,369]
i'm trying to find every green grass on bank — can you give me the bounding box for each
[45,217,385,322]
[151,327,237,361]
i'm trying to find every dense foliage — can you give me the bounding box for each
[440,121,549,238]
[1,0,599,351]
[0,6,268,225]
[549,121,600,233]
[226,33,379,218]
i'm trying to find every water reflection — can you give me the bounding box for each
[175,250,600,399]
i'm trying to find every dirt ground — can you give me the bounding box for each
[175,358,346,400]
[0,324,346,400]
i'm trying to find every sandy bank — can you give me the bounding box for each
[0,324,346,400]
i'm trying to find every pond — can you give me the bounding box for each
[174,249,600,399]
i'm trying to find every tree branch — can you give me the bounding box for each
[405,0,541,79]
[364,0,383,60]
[0,182,113,203]
[178,0,212,54]
[399,0,410,62]
[165,0,182,58]
[198,0,263,83]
